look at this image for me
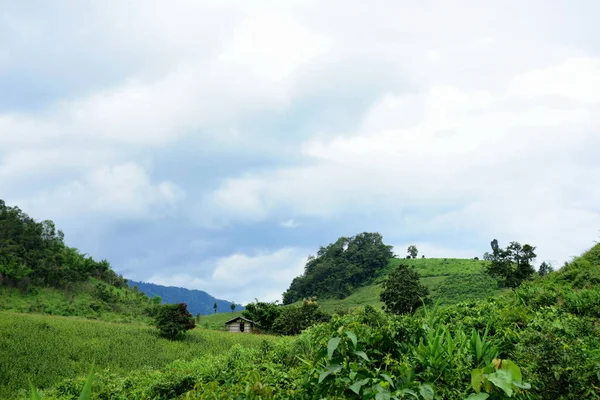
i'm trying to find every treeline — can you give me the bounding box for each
[0,199,126,290]
[283,232,393,304]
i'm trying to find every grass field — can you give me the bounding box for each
[0,311,280,399]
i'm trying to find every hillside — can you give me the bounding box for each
[0,199,157,322]
[128,280,244,316]
[299,257,501,313]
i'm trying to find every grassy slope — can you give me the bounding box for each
[0,279,153,323]
[0,311,280,399]
[204,258,503,320]
[198,310,244,330]
[317,257,502,312]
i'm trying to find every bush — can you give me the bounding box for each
[153,303,195,340]
[271,298,330,335]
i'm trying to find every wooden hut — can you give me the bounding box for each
[224,316,257,333]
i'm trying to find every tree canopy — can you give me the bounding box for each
[483,239,537,288]
[153,303,196,340]
[0,199,126,290]
[282,232,394,304]
[380,263,430,315]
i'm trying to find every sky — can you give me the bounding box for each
[1,0,599,305]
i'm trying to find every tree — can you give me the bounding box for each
[230,302,236,312]
[282,232,394,304]
[380,264,430,315]
[538,261,554,277]
[242,299,281,332]
[407,245,418,259]
[195,313,201,323]
[213,302,217,314]
[154,303,195,340]
[271,298,330,335]
[484,239,537,288]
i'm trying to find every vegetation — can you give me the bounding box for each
[0,312,282,399]
[484,239,536,288]
[283,232,394,303]
[407,244,419,259]
[380,263,430,314]
[271,298,331,336]
[153,303,196,340]
[2,200,599,399]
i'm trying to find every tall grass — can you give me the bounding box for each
[0,312,281,399]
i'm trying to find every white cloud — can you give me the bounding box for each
[280,219,300,228]
[203,57,600,264]
[15,163,185,219]
[211,248,308,304]
[147,247,309,304]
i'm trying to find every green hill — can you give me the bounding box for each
[0,199,158,322]
[305,257,502,313]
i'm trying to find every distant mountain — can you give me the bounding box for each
[127,280,244,316]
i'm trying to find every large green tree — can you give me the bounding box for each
[380,264,430,315]
[242,299,281,332]
[154,303,196,340]
[483,239,537,288]
[283,232,394,304]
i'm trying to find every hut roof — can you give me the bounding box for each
[224,316,257,325]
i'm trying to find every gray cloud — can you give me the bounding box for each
[1,1,599,303]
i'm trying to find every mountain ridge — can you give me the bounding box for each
[127,280,244,316]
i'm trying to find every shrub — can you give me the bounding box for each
[153,303,195,340]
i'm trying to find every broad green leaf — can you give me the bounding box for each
[512,381,532,390]
[399,388,419,398]
[28,380,42,400]
[465,393,489,400]
[486,370,513,397]
[318,364,342,383]
[379,372,394,387]
[499,359,522,382]
[78,368,94,400]
[418,383,434,400]
[349,378,370,394]
[327,337,341,360]
[345,330,358,348]
[471,368,484,392]
[354,351,370,362]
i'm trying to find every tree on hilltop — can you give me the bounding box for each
[407,245,418,259]
[282,232,394,304]
[484,239,536,288]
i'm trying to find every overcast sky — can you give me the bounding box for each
[1,1,599,304]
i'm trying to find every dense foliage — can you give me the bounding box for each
[283,232,394,303]
[483,239,536,288]
[0,200,126,290]
[154,303,196,340]
[380,264,430,314]
[271,298,331,336]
